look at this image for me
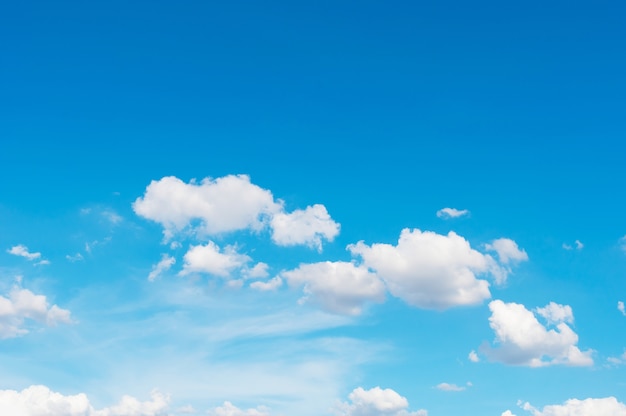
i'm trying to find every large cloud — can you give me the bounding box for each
[518,397,626,415]
[133,175,339,250]
[333,386,427,416]
[347,229,512,310]
[0,287,72,339]
[480,300,593,367]
[282,262,385,315]
[0,385,168,416]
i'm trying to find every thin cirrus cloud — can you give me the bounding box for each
[0,385,169,416]
[435,382,468,392]
[436,207,470,219]
[133,175,340,250]
[479,300,593,367]
[148,254,176,282]
[0,287,73,339]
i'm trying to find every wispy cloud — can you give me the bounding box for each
[436,207,469,219]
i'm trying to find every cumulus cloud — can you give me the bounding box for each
[250,276,283,292]
[502,411,517,416]
[270,204,340,251]
[180,242,251,277]
[333,386,427,416]
[436,208,469,219]
[519,397,626,415]
[481,300,593,367]
[619,301,625,316]
[282,262,385,316]
[207,401,271,416]
[0,385,168,416]
[148,254,176,282]
[244,262,270,279]
[0,287,72,339]
[7,245,42,261]
[435,383,465,392]
[133,175,340,250]
[348,229,510,310]
[485,238,528,264]
[468,350,479,362]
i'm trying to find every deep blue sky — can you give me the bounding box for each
[1,2,626,415]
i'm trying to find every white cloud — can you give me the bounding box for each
[563,240,584,251]
[620,235,626,252]
[282,262,385,316]
[270,204,340,251]
[0,385,169,416]
[436,207,469,219]
[0,287,73,339]
[244,262,270,279]
[66,253,85,262]
[481,300,593,367]
[180,242,251,277]
[250,277,283,292]
[535,302,573,325]
[502,411,517,416]
[148,254,176,282]
[133,175,279,239]
[7,245,42,261]
[618,301,625,316]
[333,386,427,416]
[435,383,465,392]
[348,229,505,310]
[519,397,626,415]
[207,401,271,416]
[485,238,528,264]
[468,350,479,362]
[102,210,123,225]
[133,175,340,251]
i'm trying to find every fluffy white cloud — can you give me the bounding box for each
[133,176,340,250]
[468,350,479,362]
[207,401,270,416]
[282,262,385,316]
[180,242,250,277]
[436,207,469,219]
[481,300,593,367]
[0,287,72,339]
[148,254,176,282]
[519,397,626,415]
[535,302,573,325]
[7,245,42,261]
[485,238,528,264]
[244,262,270,279]
[435,383,465,392]
[0,385,168,416]
[333,386,427,416]
[348,229,507,310]
[250,277,283,291]
[619,301,625,316]
[270,204,340,251]
[133,175,279,239]
[501,411,517,416]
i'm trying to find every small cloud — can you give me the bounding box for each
[563,240,584,251]
[575,240,584,250]
[148,254,176,282]
[620,235,626,253]
[436,207,469,219]
[170,241,182,250]
[435,383,466,392]
[245,262,270,279]
[562,243,572,250]
[7,245,42,261]
[102,210,123,225]
[66,253,84,262]
[250,276,283,291]
[485,238,528,264]
[618,301,625,316]
[35,259,51,266]
[468,350,479,362]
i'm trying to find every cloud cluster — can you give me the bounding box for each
[517,397,626,415]
[0,385,168,416]
[7,245,49,265]
[133,175,339,250]
[480,300,593,367]
[333,386,427,416]
[0,287,72,339]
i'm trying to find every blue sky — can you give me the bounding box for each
[1,1,626,415]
